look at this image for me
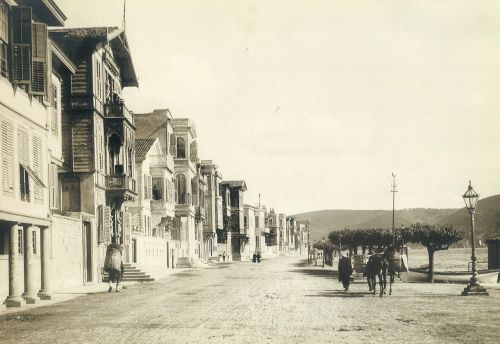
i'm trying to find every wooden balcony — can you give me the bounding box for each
[105,175,137,202]
[104,102,135,126]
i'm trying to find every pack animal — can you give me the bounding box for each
[364,247,398,297]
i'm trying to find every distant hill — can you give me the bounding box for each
[294,194,500,241]
[438,194,500,242]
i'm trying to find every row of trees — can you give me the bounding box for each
[320,224,462,282]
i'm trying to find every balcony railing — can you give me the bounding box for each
[104,102,135,126]
[106,175,136,193]
[151,200,168,212]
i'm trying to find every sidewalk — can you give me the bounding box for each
[0,265,194,317]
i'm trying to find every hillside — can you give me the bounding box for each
[438,194,500,242]
[294,195,500,241]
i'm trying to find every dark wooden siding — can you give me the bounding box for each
[71,58,90,95]
[71,114,94,172]
[61,110,72,168]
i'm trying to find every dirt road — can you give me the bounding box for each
[0,256,498,344]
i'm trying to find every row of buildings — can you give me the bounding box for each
[0,0,309,308]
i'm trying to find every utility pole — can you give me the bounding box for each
[391,173,397,246]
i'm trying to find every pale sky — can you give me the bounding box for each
[58,0,500,214]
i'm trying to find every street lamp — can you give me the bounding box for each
[461,181,488,296]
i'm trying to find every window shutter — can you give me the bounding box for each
[1,120,14,195]
[49,164,59,209]
[174,177,178,203]
[122,212,131,245]
[97,205,104,243]
[11,6,31,83]
[17,128,29,165]
[0,2,9,43]
[50,83,58,135]
[102,205,111,243]
[147,175,152,199]
[32,135,43,201]
[170,134,176,157]
[31,23,47,95]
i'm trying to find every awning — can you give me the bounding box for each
[21,164,46,188]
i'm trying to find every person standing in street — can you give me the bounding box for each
[338,251,353,291]
[104,243,124,293]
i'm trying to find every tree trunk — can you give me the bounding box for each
[362,245,366,254]
[354,245,358,255]
[427,248,435,283]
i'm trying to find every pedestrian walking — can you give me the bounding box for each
[104,243,124,293]
[252,253,257,263]
[256,252,261,263]
[338,252,353,291]
[222,252,226,262]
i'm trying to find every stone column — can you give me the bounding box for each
[22,225,37,304]
[5,223,24,307]
[38,226,52,300]
[226,232,232,261]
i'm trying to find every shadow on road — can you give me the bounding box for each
[291,268,339,279]
[305,290,373,298]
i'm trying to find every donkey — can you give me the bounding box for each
[365,246,397,297]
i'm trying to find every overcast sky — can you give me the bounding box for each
[58,0,500,214]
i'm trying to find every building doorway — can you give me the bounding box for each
[131,238,137,263]
[82,221,92,283]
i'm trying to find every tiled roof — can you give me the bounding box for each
[48,26,138,87]
[134,109,172,139]
[222,180,247,190]
[135,139,156,158]
[49,27,119,39]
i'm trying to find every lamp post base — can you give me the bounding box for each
[461,285,489,296]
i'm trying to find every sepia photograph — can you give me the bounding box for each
[0,0,499,343]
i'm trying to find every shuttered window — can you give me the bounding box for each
[0,3,8,79]
[32,135,43,202]
[174,177,178,203]
[169,134,176,157]
[99,205,111,244]
[1,120,14,196]
[143,175,152,199]
[31,23,47,95]
[0,2,8,43]
[50,82,59,136]
[11,6,31,84]
[122,212,131,245]
[17,127,29,165]
[49,164,59,209]
[147,175,152,199]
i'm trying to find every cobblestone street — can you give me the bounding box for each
[1,256,499,344]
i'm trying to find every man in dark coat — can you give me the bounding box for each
[338,253,353,291]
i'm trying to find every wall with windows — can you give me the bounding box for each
[0,106,49,221]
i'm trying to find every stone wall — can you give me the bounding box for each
[50,215,84,292]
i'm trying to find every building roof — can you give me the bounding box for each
[222,180,247,191]
[49,27,138,87]
[19,0,67,26]
[134,109,173,139]
[135,139,156,158]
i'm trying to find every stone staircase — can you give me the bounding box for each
[102,263,155,282]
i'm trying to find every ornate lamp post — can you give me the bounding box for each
[461,181,488,296]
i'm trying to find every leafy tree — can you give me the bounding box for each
[401,224,462,283]
[265,228,277,246]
